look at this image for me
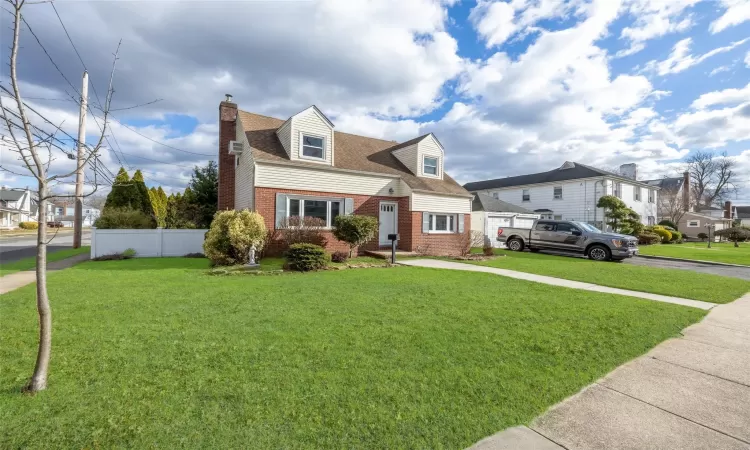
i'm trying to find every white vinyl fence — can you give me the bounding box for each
[90,227,208,258]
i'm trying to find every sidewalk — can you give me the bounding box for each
[0,253,90,295]
[470,293,750,449]
[398,259,717,310]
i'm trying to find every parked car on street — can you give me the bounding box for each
[47,221,64,228]
[496,219,638,261]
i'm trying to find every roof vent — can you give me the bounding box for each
[559,161,576,170]
[228,140,243,155]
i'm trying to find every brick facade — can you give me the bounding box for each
[218,101,237,210]
[254,187,468,256]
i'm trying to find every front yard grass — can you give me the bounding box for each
[0,246,90,277]
[0,258,704,448]
[462,249,749,304]
[637,242,750,266]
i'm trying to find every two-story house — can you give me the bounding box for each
[463,162,658,229]
[217,96,472,256]
[0,187,35,228]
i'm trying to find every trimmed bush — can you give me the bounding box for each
[670,230,682,242]
[482,245,495,256]
[697,232,708,241]
[203,210,267,266]
[279,216,327,248]
[331,251,349,263]
[94,207,153,229]
[658,219,677,229]
[637,232,660,245]
[332,214,379,258]
[650,226,673,243]
[285,243,330,271]
[18,221,38,229]
[92,248,136,261]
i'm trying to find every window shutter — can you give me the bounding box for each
[344,198,354,215]
[422,212,430,233]
[275,193,287,227]
[458,214,465,233]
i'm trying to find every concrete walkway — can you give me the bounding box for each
[0,253,90,295]
[469,293,750,450]
[398,259,717,310]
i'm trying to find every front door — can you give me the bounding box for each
[379,202,398,246]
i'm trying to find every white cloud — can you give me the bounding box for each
[691,82,750,109]
[645,37,749,75]
[710,0,750,33]
[673,102,750,148]
[708,65,731,76]
[618,0,700,56]
[746,50,750,68]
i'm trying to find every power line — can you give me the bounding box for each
[109,115,215,157]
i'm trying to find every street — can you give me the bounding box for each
[0,230,91,264]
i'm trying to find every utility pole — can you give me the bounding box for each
[73,71,88,248]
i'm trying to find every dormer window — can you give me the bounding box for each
[301,134,325,160]
[423,156,438,176]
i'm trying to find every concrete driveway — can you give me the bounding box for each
[0,230,91,264]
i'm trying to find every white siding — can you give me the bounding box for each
[480,178,657,226]
[234,118,255,210]
[276,119,292,157]
[417,135,444,179]
[289,107,334,165]
[392,143,419,175]
[411,192,472,213]
[471,211,484,233]
[255,162,411,197]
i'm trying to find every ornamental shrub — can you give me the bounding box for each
[670,230,682,242]
[285,243,330,271]
[94,207,153,229]
[651,225,672,243]
[658,219,677,229]
[697,232,708,241]
[18,221,38,229]
[332,214,379,257]
[203,209,267,266]
[278,216,327,248]
[331,251,349,263]
[637,232,660,245]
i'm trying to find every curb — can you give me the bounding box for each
[636,254,749,268]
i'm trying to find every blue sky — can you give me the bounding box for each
[1,0,749,204]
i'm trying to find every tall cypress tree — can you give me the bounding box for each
[132,170,155,220]
[104,167,139,211]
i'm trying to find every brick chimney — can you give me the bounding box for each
[682,171,690,212]
[724,201,732,219]
[218,94,237,210]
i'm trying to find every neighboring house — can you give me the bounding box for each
[735,206,750,226]
[471,193,539,247]
[47,201,101,227]
[464,162,658,230]
[694,206,726,219]
[0,187,34,228]
[677,212,732,239]
[643,173,687,222]
[217,97,472,256]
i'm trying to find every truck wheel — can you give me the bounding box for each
[507,238,524,252]
[588,245,611,261]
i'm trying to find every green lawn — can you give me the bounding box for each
[462,250,750,304]
[0,258,704,449]
[0,246,90,277]
[638,242,750,266]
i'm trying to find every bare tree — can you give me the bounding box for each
[0,0,119,392]
[656,176,689,225]
[685,151,740,208]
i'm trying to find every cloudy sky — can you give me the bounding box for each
[1,0,749,203]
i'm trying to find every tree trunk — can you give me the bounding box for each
[24,182,51,393]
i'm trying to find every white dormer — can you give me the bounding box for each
[392,133,445,180]
[275,105,334,165]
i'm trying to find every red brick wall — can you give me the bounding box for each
[218,101,237,210]
[255,187,469,257]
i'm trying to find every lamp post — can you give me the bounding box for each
[705,223,715,248]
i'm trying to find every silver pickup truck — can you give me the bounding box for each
[496,219,638,261]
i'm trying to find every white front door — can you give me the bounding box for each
[379,202,398,246]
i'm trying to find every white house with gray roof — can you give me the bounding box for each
[0,187,35,228]
[464,162,659,229]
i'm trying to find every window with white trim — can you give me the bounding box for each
[614,182,622,199]
[522,189,530,202]
[423,156,438,176]
[301,134,325,160]
[634,186,641,202]
[287,196,341,227]
[648,189,654,203]
[429,213,455,233]
[687,220,699,227]
[553,186,563,199]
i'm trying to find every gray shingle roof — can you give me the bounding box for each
[472,193,535,213]
[644,177,683,191]
[735,206,750,219]
[0,189,25,202]
[464,162,653,191]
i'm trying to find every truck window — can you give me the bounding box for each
[555,223,579,234]
[535,222,555,231]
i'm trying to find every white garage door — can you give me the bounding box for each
[487,216,512,247]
